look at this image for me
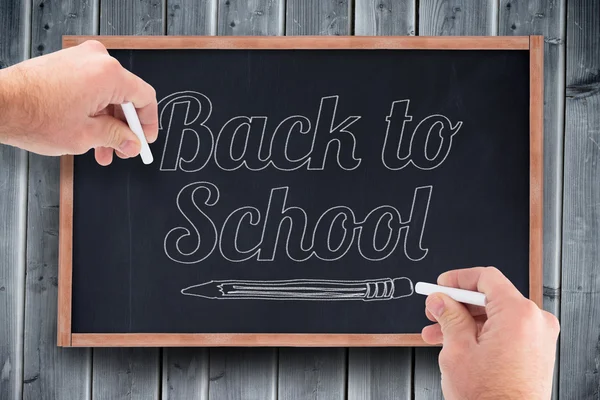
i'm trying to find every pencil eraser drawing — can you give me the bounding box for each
[182,277,415,302]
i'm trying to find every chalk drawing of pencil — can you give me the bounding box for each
[181,277,413,302]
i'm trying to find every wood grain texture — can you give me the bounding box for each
[90,2,163,399]
[57,156,73,346]
[419,0,497,35]
[167,0,216,35]
[560,0,600,398]
[217,0,283,36]
[72,333,431,346]
[529,35,544,309]
[286,0,350,35]
[0,0,28,399]
[414,2,499,398]
[347,348,412,400]
[92,349,160,400]
[63,35,531,50]
[414,348,441,399]
[355,0,415,36]
[278,349,346,400]
[349,3,415,398]
[208,349,277,400]
[100,0,164,35]
[162,348,209,400]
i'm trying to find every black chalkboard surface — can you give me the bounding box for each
[58,36,543,347]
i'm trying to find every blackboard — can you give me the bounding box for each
[58,36,543,347]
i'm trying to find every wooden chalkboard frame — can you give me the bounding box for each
[58,36,543,347]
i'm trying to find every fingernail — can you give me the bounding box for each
[426,295,445,318]
[119,140,140,157]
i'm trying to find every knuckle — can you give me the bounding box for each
[438,347,461,371]
[104,56,122,74]
[522,299,541,318]
[484,266,501,277]
[82,39,106,53]
[440,310,465,331]
[544,312,560,335]
[105,120,122,147]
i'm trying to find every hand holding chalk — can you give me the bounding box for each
[415,282,486,306]
[420,267,559,400]
[120,102,153,164]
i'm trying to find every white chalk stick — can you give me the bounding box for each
[415,282,486,307]
[120,102,153,165]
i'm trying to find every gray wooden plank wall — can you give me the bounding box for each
[561,0,600,398]
[0,0,590,398]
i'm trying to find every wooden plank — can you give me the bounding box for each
[529,35,544,309]
[167,0,217,36]
[414,348,441,399]
[349,3,415,399]
[278,349,346,400]
[414,1,499,398]
[499,5,566,397]
[348,348,412,400]
[0,1,28,399]
[91,1,163,399]
[355,0,416,36]
[72,333,430,346]
[209,349,277,400]
[162,3,214,399]
[217,0,284,36]
[162,349,209,400]
[560,0,600,399]
[419,0,497,36]
[92,349,160,400]
[286,0,350,35]
[24,0,96,398]
[63,35,531,50]
[100,0,164,35]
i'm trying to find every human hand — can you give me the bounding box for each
[0,40,158,165]
[421,267,559,400]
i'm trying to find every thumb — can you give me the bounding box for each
[426,293,477,345]
[90,115,141,157]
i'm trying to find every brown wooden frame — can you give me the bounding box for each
[58,36,543,347]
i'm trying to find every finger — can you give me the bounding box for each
[115,150,129,159]
[465,304,487,317]
[426,307,437,322]
[116,69,158,143]
[89,114,141,157]
[426,293,477,346]
[427,304,484,322]
[95,147,113,166]
[438,267,524,304]
[422,323,443,345]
